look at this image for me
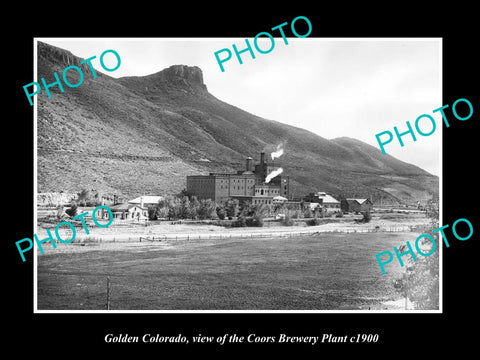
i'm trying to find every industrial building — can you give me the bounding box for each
[341,198,373,213]
[304,192,341,212]
[187,151,290,205]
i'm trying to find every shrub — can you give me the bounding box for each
[148,208,158,220]
[307,218,321,226]
[234,215,247,227]
[335,211,344,218]
[291,209,302,219]
[65,202,78,218]
[216,206,226,220]
[361,210,372,223]
[282,215,294,226]
[246,214,264,227]
[303,207,313,218]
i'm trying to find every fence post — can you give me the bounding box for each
[106,277,111,310]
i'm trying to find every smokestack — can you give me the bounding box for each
[260,151,265,165]
[246,157,253,172]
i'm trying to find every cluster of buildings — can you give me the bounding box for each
[103,151,373,222]
[187,151,373,214]
[187,151,291,206]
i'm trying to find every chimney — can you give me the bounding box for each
[260,151,265,165]
[246,157,253,172]
[140,196,144,208]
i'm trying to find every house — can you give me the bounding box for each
[128,195,163,209]
[109,202,148,220]
[304,192,341,212]
[341,198,373,213]
[273,195,288,204]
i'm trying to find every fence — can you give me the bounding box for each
[72,224,423,244]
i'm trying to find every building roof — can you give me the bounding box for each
[317,193,340,204]
[110,202,147,212]
[128,196,163,205]
[345,198,368,204]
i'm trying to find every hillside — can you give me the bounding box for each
[36,41,438,205]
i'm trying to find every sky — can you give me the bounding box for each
[38,38,442,176]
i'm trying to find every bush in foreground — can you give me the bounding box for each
[282,215,294,226]
[307,218,321,226]
[246,214,264,227]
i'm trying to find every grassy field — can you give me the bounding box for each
[36,231,421,311]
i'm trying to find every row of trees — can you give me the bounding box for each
[150,196,238,221]
[149,194,349,228]
[149,194,332,222]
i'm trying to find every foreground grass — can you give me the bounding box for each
[37,232,417,310]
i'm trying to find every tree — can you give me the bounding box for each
[216,203,226,220]
[247,213,264,227]
[393,199,439,310]
[77,188,102,206]
[148,208,158,220]
[240,200,254,217]
[179,196,191,219]
[234,215,247,227]
[155,198,170,219]
[303,207,313,218]
[167,196,181,220]
[56,205,64,219]
[77,189,90,202]
[179,188,193,198]
[189,196,200,220]
[65,202,78,218]
[253,203,271,218]
[225,199,239,218]
[361,210,372,223]
[307,218,321,226]
[198,199,218,220]
[282,214,294,226]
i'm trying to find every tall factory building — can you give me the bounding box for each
[187,151,290,204]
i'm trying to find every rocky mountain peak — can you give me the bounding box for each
[156,65,207,92]
[163,65,204,84]
[37,41,98,79]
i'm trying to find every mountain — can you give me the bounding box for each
[36,41,438,205]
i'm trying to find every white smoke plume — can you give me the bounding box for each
[271,144,284,160]
[265,167,283,183]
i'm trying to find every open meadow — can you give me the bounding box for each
[37,231,423,311]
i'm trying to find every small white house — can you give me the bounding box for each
[273,195,288,204]
[109,202,148,220]
[128,195,163,208]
